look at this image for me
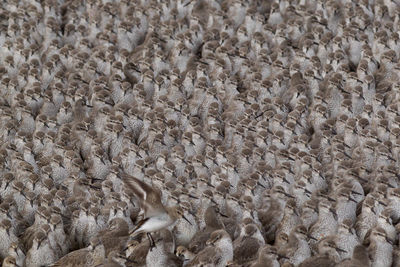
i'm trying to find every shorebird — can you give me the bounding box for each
[123,174,191,249]
[49,237,105,267]
[186,229,233,267]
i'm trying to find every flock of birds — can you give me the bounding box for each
[1,0,400,266]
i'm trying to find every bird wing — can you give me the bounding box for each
[298,255,336,267]
[49,249,90,267]
[233,237,261,264]
[123,174,165,217]
[187,246,218,267]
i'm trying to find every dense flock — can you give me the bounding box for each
[1,0,400,266]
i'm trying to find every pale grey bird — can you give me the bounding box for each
[334,187,358,224]
[309,200,338,243]
[298,237,344,267]
[355,197,379,242]
[0,219,18,259]
[145,229,182,267]
[365,227,393,267]
[376,208,396,245]
[173,202,198,247]
[25,230,57,267]
[335,219,360,261]
[279,225,314,266]
[276,199,301,237]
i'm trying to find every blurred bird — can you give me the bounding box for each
[124,175,192,249]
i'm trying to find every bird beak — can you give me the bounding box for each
[349,196,357,203]
[293,209,299,217]
[257,182,265,188]
[304,189,312,196]
[188,194,198,199]
[277,253,290,260]
[287,156,295,161]
[307,235,318,241]
[182,215,192,225]
[207,183,215,188]
[283,192,295,199]
[351,190,362,195]
[219,212,229,218]
[335,247,347,253]
[330,209,338,220]
[327,196,336,202]
[129,229,136,235]
[188,210,197,218]
[378,200,387,206]
[119,253,137,263]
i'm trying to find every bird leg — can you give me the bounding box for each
[147,232,156,250]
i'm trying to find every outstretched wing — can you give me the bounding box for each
[123,174,165,217]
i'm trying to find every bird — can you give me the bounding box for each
[335,219,360,261]
[309,200,339,243]
[49,237,105,267]
[365,227,393,267]
[25,230,57,267]
[336,245,371,267]
[232,224,264,265]
[298,237,342,267]
[186,229,233,267]
[0,218,18,259]
[145,229,182,266]
[1,0,400,266]
[176,245,195,265]
[279,225,314,266]
[97,218,130,257]
[123,174,191,249]
[188,205,225,253]
[172,202,198,247]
